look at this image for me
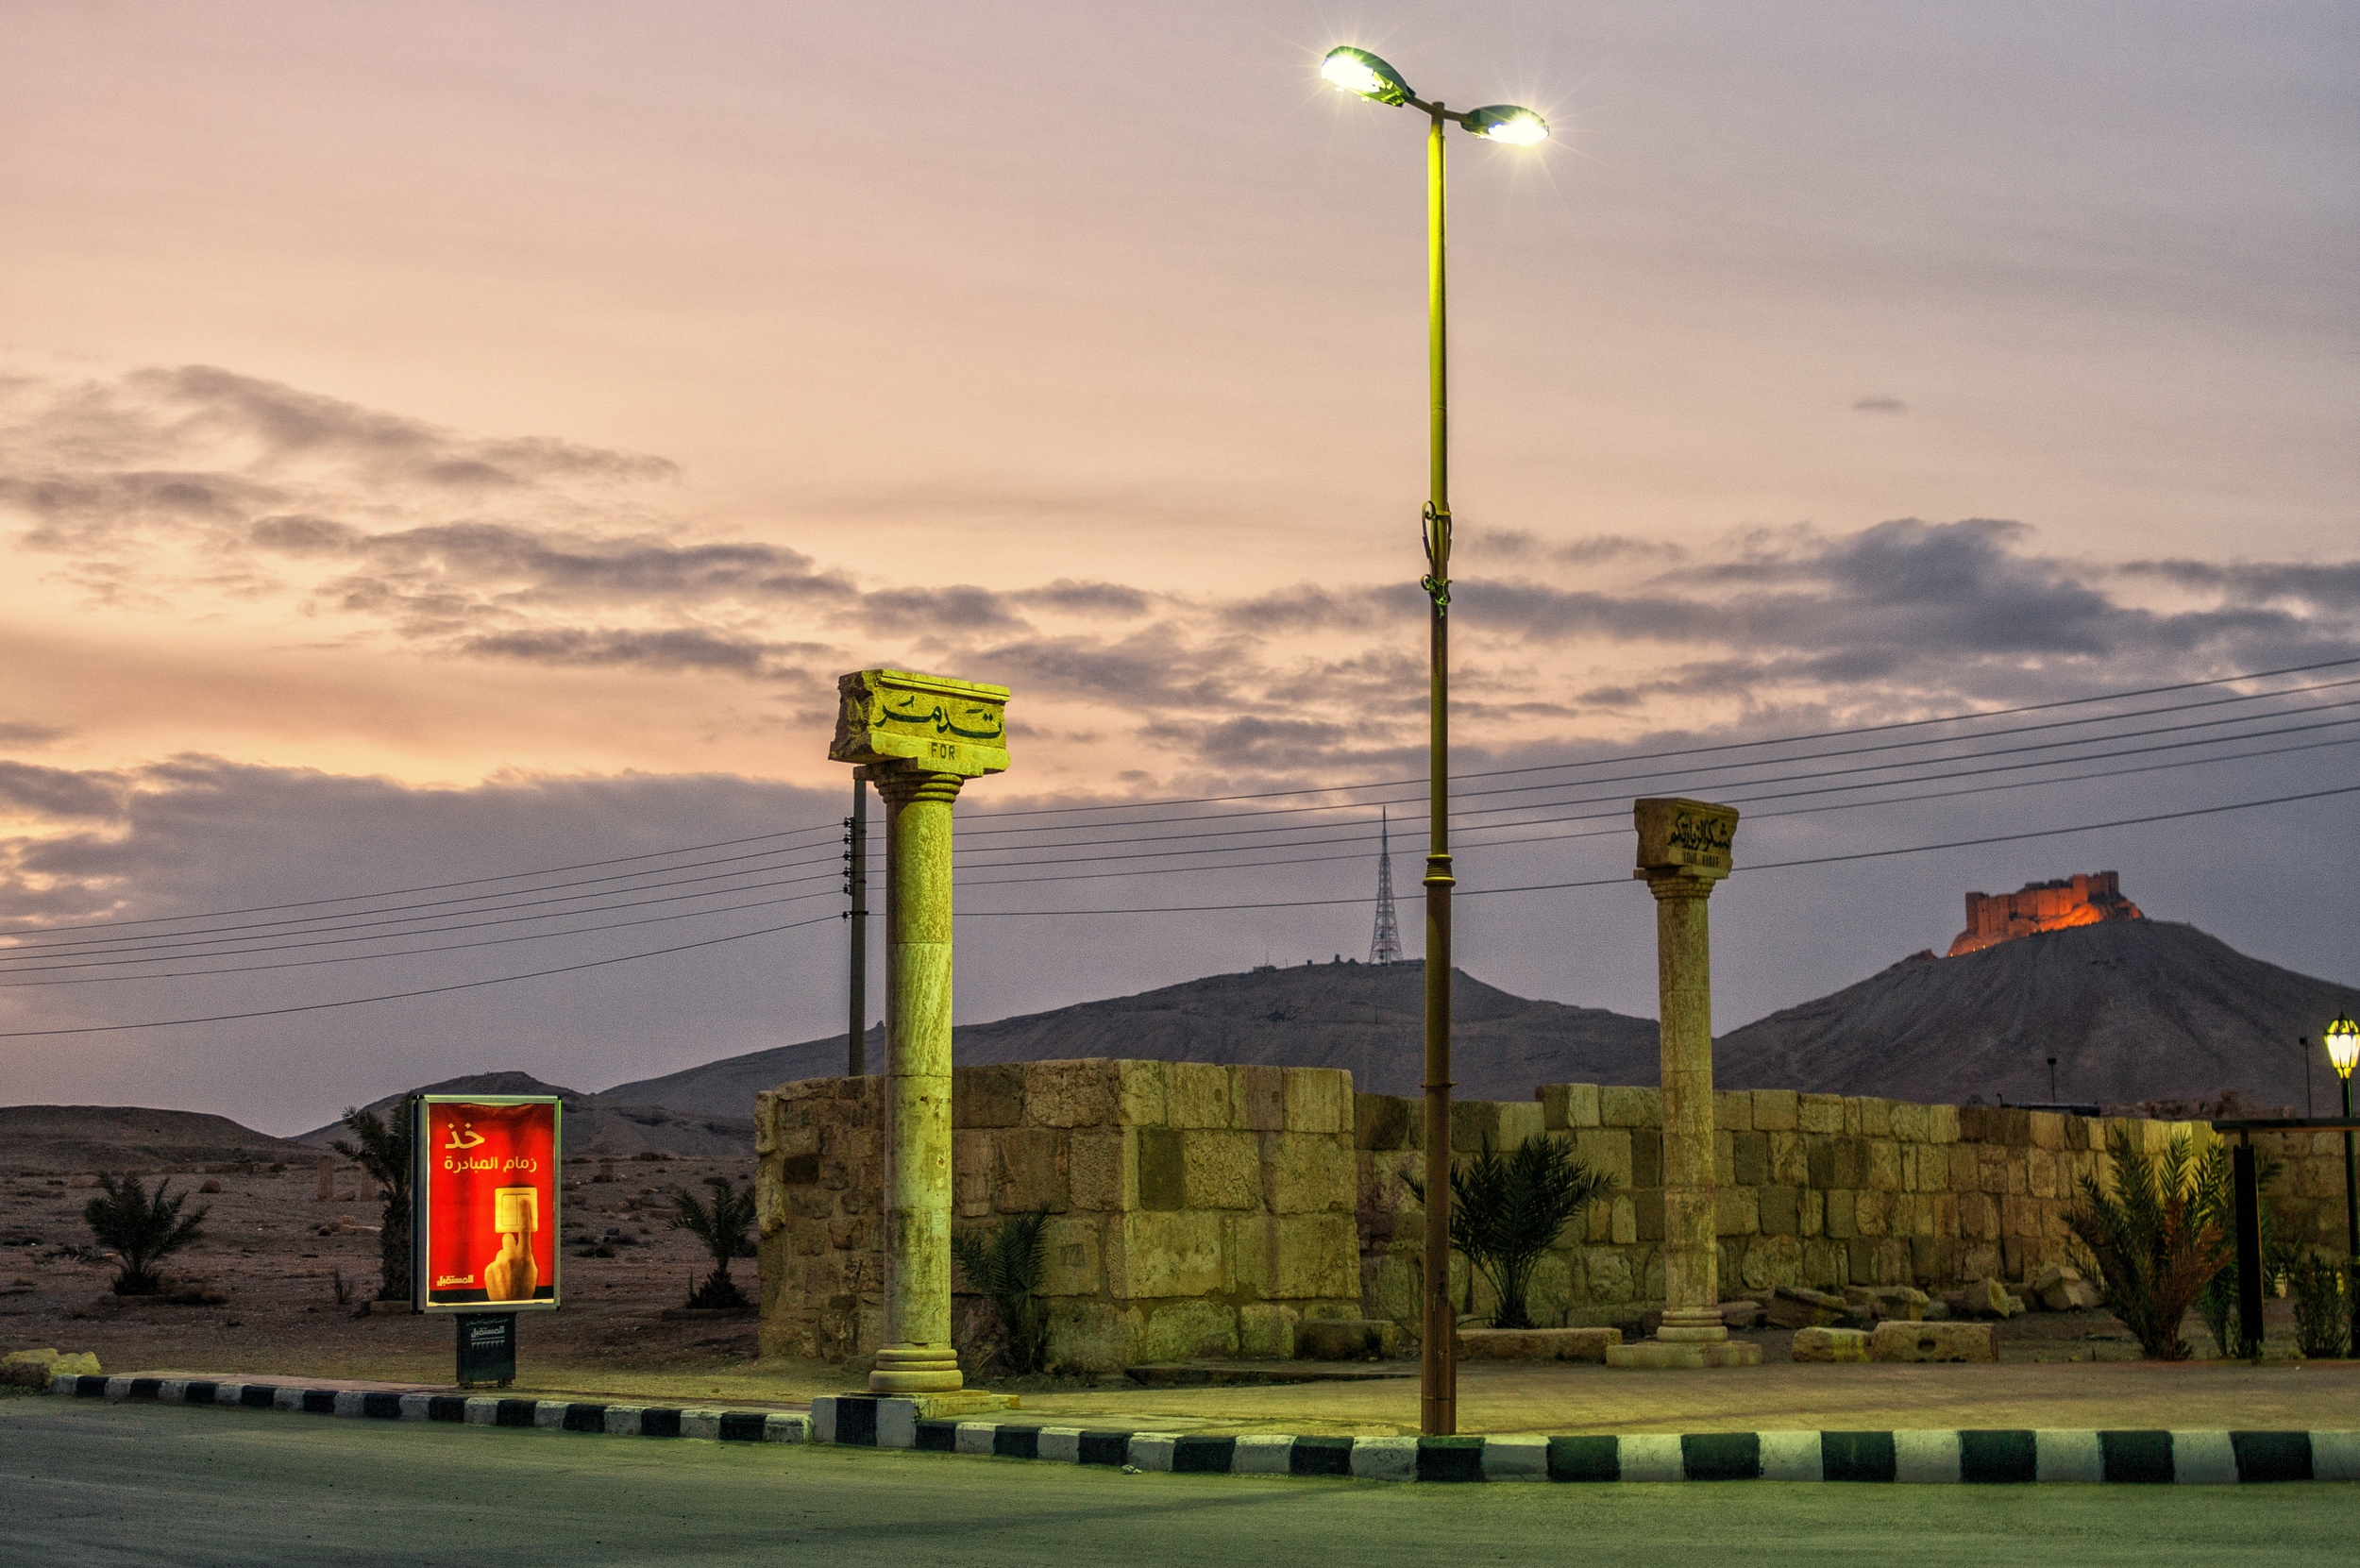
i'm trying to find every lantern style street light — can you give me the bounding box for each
[2326,1012,2359,1354]
[1318,43,1549,1438]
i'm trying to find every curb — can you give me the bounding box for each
[54,1374,808,1444]
[50,1377,2360,1484]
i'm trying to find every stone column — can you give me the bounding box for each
[828,668,1009,1397]
[868,766,963,1391]
[1609,798,1759,1368]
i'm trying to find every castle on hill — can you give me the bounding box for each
[1947,870,2143,956]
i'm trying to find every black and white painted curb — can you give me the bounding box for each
[809,1398,2360,1484]
[54,1374,808,1443]
[52,1377,2360,1484]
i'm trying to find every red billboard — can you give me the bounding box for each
[413,1096,561,1312]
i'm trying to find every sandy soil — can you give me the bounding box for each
[0,1153,836,1407]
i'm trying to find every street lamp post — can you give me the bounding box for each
[1319,44,1548,1438]
[2324,1013,2358,1356]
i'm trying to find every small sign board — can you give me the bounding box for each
[1633,797,1740,880]
[412,1095,561,1314]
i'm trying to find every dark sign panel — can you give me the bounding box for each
[413,1095,561,1313]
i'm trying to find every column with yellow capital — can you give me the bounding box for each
[1607,797,1762,1369]
[829,668,1009,1395]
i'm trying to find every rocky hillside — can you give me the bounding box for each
[295,1071,755,1159]
[1716,919,2357,1112]
[0,1104,319,1172]
[605,960,1664,1115]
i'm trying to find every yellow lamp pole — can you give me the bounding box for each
[1320,45,1548,1437]
[2324,1013,2358,1356]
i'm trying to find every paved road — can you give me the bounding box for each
[4,1399,2354,1567]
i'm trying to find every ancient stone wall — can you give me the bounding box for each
[758,1060,2351,1366]
[1357,1084,2344,1333]
[754,1060,1361,1373]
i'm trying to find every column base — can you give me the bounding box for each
[1655,1309,1729,1344]
[1604,1340,1762,1369]
[868,1344,963,1393]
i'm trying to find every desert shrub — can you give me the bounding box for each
[1408,1136,1615,1329]
[2065,1127,2229,1360]
[78,1173,210,1295]
[951,1210,1051,1374]
[331,1099,413,1302]
[2284,1250,2352,1359]
[671,1175,756,1308]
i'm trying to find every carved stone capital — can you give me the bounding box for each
[831,668,1009,780]
[1633,797,1738,882]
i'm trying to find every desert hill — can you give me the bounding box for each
[295,1071,756,1159]
[1,1104,319,1173]
[1716,919,2358,1111]
[604,960,1664,1115]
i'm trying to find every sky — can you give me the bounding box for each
[2,2,2354,1134]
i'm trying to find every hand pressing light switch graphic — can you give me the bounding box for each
[485,1186,539,1303]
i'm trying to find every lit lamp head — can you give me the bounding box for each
[1321,45,1413,106]
[2326,1013,2360,1081]
[1463,104,1549,145]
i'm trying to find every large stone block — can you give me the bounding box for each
[1888,1101,1928,1143]
[1046,1301,1141,1374]
[1825,1189,1857,1240]
[1542,1083,1601,1129]
[1869,1320,1996,1362]
[1632,1131,1663,1189]
[1039,1216,1103,1296]
[1182,1128,1263,1210]
[1355,1093,1414,1151]
[994,1126,1069,1213]
[1166,1063,1235,1129]
[1858,1098,1892,1138]
[1715,1187,1760,1237]
[1498,1102,1545,1152]
[1108,1210,1227,1298]
[1632,1189,1664,1241]
[1238,1065,1289,1131]
[1610,1194,1636,1245]
[1285,1069,1351,1134]
[1769,1131,1808,1187]
[1791,1326,1872,1362]
[2029,1111,2067,1151]
[1136,1127,1186,1211]
[1601,1086,1661,1128]
[1927,1104,1961,1144]
[1867,1140,1901,1191]
[1067,1129,1131,1211]
[1273,1213,1359,1299]
[1574,1128,1632,1188]
[1452,1099,1502,1154]
[952,1129,993,1219]
[1797,1094,1845,1135]
[1760,1185,1800,1238]
[1458,1326,1618,1362]
[1750,1089,1799,1131]
[955,1064,1026,1128]
[1714,1090,1753,1131]
[1024,1060,1114,1128]
[1115,1060,1167,1127]
[1730,1129,1769,1187]
[1583,1248,1636,1303]
[1239,1302,1300,1358]
[1266,1134,1353,1215]
[1138,1300,1238,1362]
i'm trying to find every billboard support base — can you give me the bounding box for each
[456,1312,517,1387]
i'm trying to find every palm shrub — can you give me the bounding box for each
[670,1175,757,1309]
[79,1173,209,1295]
[331,1098,414,1302]
[2193,1148,2282,1357]
[951,1210,1051,1374]
[1408,1136,1615,1330]
[2284,1250,2352,1359]
[2065,1126,2229,1360]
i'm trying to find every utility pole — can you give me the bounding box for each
[845,775,868,1075]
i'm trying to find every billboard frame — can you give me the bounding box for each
[412,1093,564,1316]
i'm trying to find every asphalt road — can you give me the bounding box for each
[3,1399,2355,1568]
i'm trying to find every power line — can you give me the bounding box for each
[952,781,2360,917]
[0,912,846,1038]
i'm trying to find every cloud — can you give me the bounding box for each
[0,723,70,750]
[1852,396,1909,413]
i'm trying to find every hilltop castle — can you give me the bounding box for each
[1947,870,2143,956]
